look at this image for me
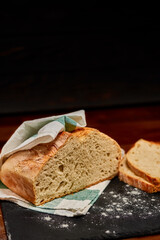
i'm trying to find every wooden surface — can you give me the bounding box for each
[0,104,160,239]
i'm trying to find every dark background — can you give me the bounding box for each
[0,6,160,114]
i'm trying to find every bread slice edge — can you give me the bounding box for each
[119,156,160,193]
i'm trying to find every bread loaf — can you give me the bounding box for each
[1,127,121,206]
[119,156,160,193]
[127,139,160,185]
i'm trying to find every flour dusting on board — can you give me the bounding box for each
[39,180,160,226]
[43,215,52,221]
[38,214,77,230]
[60,223,69,228]
[32,178,160,239]
[96,183,160,220]
[7,233,12,240]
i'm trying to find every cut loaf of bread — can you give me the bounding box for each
[127,139,160,186]
[119,156,160,193]
[1,127,121,206]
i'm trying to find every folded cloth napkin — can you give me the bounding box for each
[0,180,110,217]
[0,110,111,217]
[0,110,86,166]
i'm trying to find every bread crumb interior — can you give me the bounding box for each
[34,131,120,205]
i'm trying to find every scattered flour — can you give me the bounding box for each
[43,216,52,221]
[151,198,156,201]
[96,182,160,221]
[30,180,160,239]
[130,190,141,195]
[106,208,113,212]
[109,191,114,194]
[112,194,117,198]
[7,233,12,240]
[38,215,77,230]
[60,223,69,228]
[101,212,107,216]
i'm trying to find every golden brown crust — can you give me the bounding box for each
[2,171,36,203]
[71,127,99,136]
[1,131,71,203]
[119,170,159,193]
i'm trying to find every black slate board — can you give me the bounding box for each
[1,177,160,240]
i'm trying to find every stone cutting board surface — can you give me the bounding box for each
[2,177,160,240]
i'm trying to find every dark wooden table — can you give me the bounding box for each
[0,104,160,240]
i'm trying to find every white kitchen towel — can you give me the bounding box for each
[0,110,86,166]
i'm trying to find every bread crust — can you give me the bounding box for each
[1,131,71,204]
[126,139,160,186]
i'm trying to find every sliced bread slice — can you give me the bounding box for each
[119,156,160,193]
[126,139,160,185]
